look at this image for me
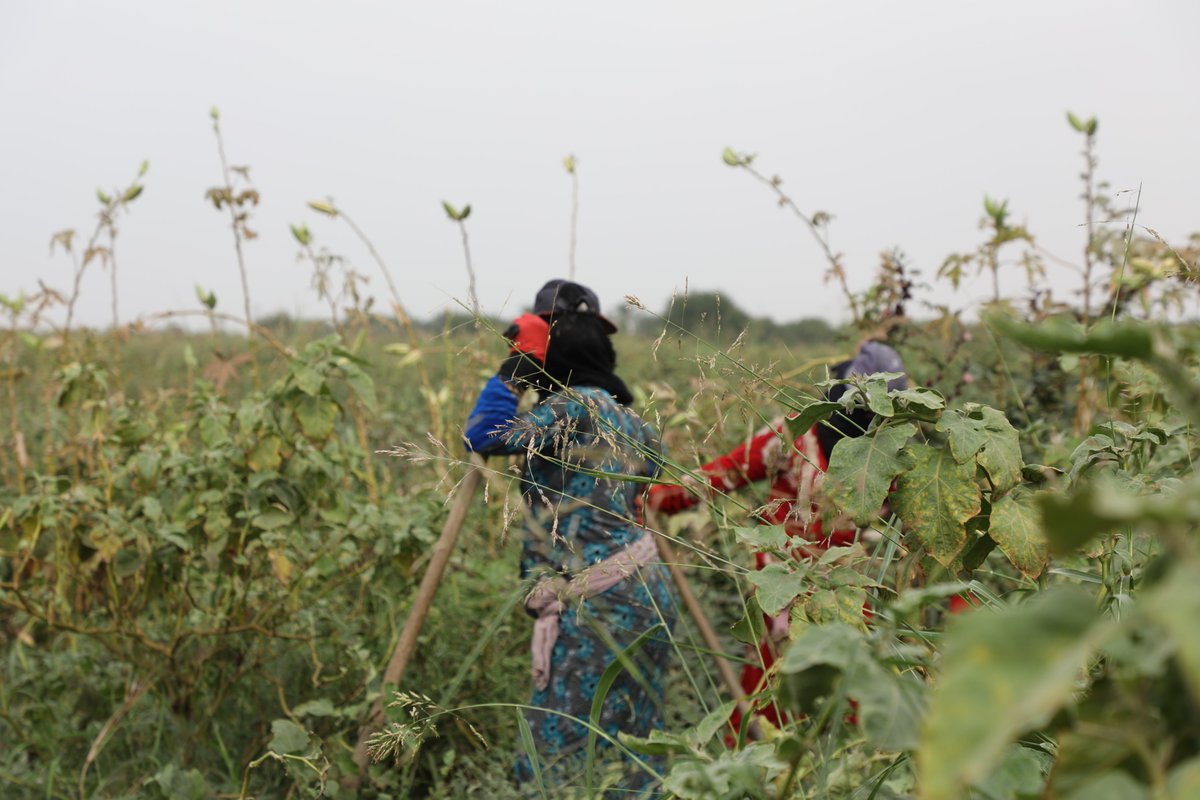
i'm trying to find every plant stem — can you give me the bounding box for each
[741,163,861,324]
[211,116,254,334]
[569,163,579,280]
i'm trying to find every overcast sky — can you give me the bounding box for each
[2,1,1197,330]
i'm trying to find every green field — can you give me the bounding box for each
[4,116,1200,799]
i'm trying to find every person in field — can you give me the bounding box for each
[465,280,676,795]
[646,341,906,733]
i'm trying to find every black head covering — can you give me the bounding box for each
[542,312,633,405]
[533,279,618,333]
[816,341,908,457]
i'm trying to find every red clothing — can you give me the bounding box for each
[648,418,853,549]
[648,417,857,733]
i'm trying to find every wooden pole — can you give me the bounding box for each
[654,535,759,739]
[349,456,486,781]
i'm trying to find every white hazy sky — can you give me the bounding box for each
[1,1,1197,330]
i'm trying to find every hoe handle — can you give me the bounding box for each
[350,455,486,780]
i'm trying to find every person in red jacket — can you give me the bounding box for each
[646,341,907,731]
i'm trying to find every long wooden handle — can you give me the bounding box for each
[655,535,759,739]
[350,456,486,777]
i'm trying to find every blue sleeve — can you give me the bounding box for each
[463,375,519,454]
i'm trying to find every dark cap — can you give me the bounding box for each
[533,279,617,333]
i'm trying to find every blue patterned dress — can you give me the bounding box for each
[482,386,677,794]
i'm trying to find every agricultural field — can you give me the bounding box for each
[3,115,1200,800]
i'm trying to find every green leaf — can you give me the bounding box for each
[690,700,737,747]
[988,488,1048,578]
[517,711,550,799]
[1141,563,1200,703]
[247,436,282,472]
[618,728,693,757]
[307,199,338,216]
[782,401,840,440]
[252,509,293,531]
[562,154,576,174]
[123,184,144,202]
[294,396,338,439]
[975,746,1050,800]
[1067,111,1086,133]
[730,594,767,646]
[194,285,217,310]
[935,409,990,464]
[153,765,211,800]
[892,443,981,567]
[293,366,324,397]
[442,201,462,220]
[268,718,310,754]
[779,622,924,751]
[893,387,945,412]
[917,588,1110,800]
[1059,772,1148,800]
[863,380,895,417]
[1037,482,1134,556]
[825,422,916,526]
[198,415,230,448]
[1167,758,1200,800]
[340,362,378,413]
[290,223,311,246]
[987,312,1155,360]
[845,664,925,752]
[293,698,336,717]
[721,147,740,167]
[803,586,868,630]
[936,405,1023,492]
[732,525,788,552]
[747,562,807,616]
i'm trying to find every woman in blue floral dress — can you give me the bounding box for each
[465,281,677,794]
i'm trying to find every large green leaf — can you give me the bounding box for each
[892,443,981,566]
[917,588,1111,800]
[294,395,338,439]
[935,405,1023,493]
[747,562,807,616]
[988,488,1049,578]
[987,312,1156,360]
[732,525,789,552]
[1142,563,1200,703]
[778,623,924,751]
[268,718,311,754]
[782,400,840,440]
[825,422,916,526]
[1167,758,1200,800]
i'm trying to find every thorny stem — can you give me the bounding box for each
[456,219,480,318]
[1080,129,1097,327]
[1074,127,1099,434]
[211,115,255,334]
[740,163,862,324]
[62,215,109,343]
[301,242,344,340]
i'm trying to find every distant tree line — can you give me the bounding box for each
[253,291,838,345]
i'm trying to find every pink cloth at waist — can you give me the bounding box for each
[524,534,659,691]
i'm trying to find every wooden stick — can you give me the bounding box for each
[654,535,759,739]
[349,455,486,780]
